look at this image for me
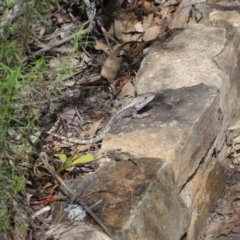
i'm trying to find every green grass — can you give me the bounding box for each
[0,0,93,235]
[0,1,51,233]
[0,40,22,153]
[0,166,26,232]
[0,40,27,233]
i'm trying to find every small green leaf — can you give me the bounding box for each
[62,160,73,170]
[54,153,67,164]
[69,153,80,162]
[72,154,94,166]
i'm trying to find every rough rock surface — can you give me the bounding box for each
[46,222,112,240]
[100,23,240,239]
[67,158,189,240]
[104,84,220,191]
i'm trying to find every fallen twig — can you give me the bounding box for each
[40,152,117,240]
[23,0,96,63]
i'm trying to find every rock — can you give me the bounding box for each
[183,157,227,239]
[99,23,240,238]
[65,158,190,240]
[137,24,225,91]
[45,221,112,240]
[102,84,220,191]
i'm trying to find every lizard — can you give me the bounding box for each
[47,93,155,145]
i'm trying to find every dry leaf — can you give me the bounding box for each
[169,0,192,29]
[114,19,127,41]
[94,41,109,52]
[143,25,161,41]
[117,81,135,100]
[129,40,154,59]
[108,23,115,36]
[101,53,122,81]
[114,11,139,42]
[161,6,172,20]
[135,22,144,32]
[169,11,190,29]
[101,41,140,81]
[154,15,162,24]
[76,117,104,152]
[142,13,154,31]
[143,0,153,12]
[122,33,135,42]
[52,141,73,152]
[84,117,104,140]
[124,19,139,33]
[39,26,46,38]
[55,13,71,24]
[121,19,140,42]
[122,23,136,42]
[111,70,130,95]
[217,222,235,237]
[205,221,221,237]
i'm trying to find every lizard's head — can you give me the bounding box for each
[134,93,155,110]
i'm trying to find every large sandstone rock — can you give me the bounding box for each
[99,24,239,239]
[67,158,189,240]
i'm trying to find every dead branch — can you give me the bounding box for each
[40,152,117,240]
[23,0,96,63]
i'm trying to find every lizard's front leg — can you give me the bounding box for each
[132,109,150,119]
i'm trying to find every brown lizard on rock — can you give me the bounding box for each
[47,93,155,144]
